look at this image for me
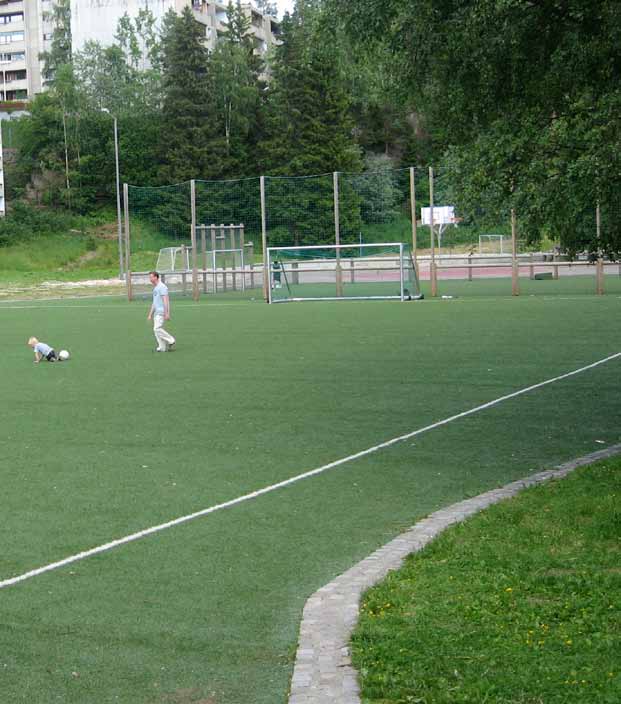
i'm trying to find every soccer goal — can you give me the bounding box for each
[156,246,191,273]
[478,234,508,254]
[266,243,422,303]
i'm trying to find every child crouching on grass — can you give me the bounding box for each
[28,337,57,363]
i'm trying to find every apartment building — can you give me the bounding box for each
[71,0,281,58]
[0,0,279,104]
[0,0,51,102]
[190,0,281,56]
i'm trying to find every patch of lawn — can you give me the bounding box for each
[0,207,173,287]
[352,456,621,703]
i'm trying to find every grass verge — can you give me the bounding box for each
[0,213,173,289]
[352,455,621,704]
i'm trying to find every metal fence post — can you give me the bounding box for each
[409,167,418,275]
[261,176,268,301]
[334,171,343,297]
[190,180,199,301]
[596,201,604,295]
[429,166,437,297]
[220,224,227,292]
[240,223,246,292]
[200,225,207,293]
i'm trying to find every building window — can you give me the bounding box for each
[0,51,24,62]
[6,88,27,100]
[0,13,23,24]
[5,69,26,82]
[0,30,23,44]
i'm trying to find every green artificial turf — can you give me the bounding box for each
[431,272,621,298]
[0,293,620,703]
[352,456,621,704]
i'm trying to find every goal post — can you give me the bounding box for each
[266,243,423,303]
[478,234,508,254]
[156,246,191,273]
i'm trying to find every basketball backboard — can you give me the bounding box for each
[420,205,456,225]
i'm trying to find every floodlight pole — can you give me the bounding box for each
[101,108,124,279]
[112,116,123,279]
[123,182,132,301]
[0,123,5,217]
[100,108,123,279]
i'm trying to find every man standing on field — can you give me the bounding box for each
[148,271,176,352]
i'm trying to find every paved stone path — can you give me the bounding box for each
[288,444,621,704]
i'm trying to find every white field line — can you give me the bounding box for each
[2,293,619,310]
[0,302,253,312]
[1,351,620,590]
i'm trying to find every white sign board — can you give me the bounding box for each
[420,205,455,225]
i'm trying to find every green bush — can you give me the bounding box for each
[0,202,78,247]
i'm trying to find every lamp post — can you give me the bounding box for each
[101,108,124,279]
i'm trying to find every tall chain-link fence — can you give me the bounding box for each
[124,167,621,301]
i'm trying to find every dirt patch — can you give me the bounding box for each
[94,222,120,240]
[0,278,125,301]
[40,278,122,288]
[72,222,119,240]
[63,250,101,270]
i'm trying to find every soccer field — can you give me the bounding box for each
[2,292,621,703]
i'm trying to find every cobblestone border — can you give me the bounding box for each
[288,444,621,704]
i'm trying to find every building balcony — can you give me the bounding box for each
[1,77,27,90]
[0,56,24,69]
[2,89,27,101]
[0,32,24,49]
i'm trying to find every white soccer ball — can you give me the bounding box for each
[58,350,70,361]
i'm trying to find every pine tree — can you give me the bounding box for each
[210,2,264,175]
[260,1,361,176]
[259,1,363,245]
[159,8,225,183]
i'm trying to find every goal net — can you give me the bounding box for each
[478,234,508,254]
[267,243,422,303]
[156,246,191,273]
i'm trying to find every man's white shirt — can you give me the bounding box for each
[152,281,169,314]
